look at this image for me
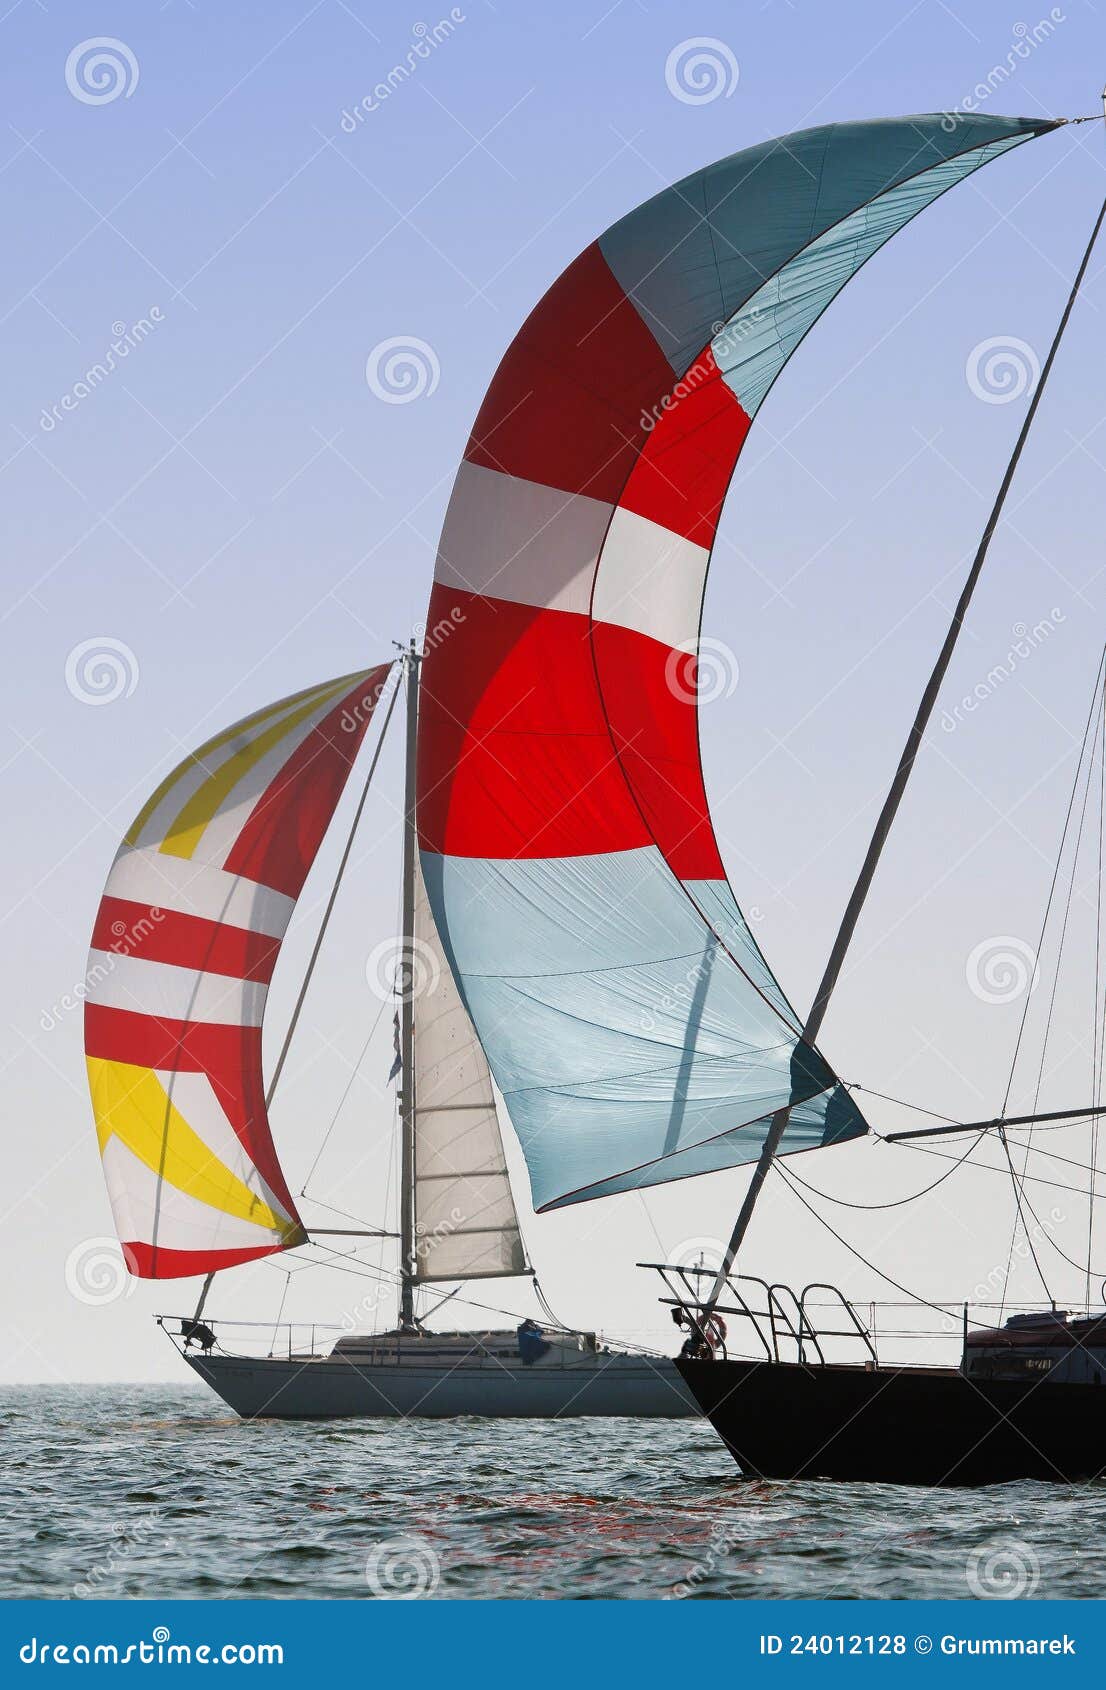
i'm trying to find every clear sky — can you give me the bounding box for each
[5,0,1106,1382]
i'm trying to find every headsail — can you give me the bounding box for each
[85,666,392,1278]
[417,114,1059,1212]
[411,856,528,1281]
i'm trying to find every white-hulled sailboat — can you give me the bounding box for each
[84,650,696,1418]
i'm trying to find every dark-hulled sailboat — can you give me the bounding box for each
[414,110,1106,1482]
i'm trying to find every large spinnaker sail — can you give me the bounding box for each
[412,856,528,1281]
[85,666,392,1278]
[416,114,1059,1212]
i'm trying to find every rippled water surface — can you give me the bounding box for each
[4,1385,1104,1600]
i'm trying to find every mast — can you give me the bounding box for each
[398,642,422,1330]
[702,186,1106,1314]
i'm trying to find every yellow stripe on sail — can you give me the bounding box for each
[124,673,363,850]
[87,1056,297,1238]
[158,678,360,863]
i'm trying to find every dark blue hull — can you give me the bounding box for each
[678,1355,1106,1486]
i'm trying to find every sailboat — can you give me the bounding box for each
[84,654,696,1417]
[409,108,1106,1483]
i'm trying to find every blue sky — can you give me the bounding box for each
[5,0,1106,1380]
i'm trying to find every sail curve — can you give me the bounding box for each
[416,114,1059,1212]
[85,666,392,1277]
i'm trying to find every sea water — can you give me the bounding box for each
[3,1385,1103,1600]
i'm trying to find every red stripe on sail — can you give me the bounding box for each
[464,242,675,504]
[123,1240,292,1279]
[91,898,279,984]
[223,665,391,898]
[590,621,725,882]
[417,584,651,859]
[618,346,751,546]
[86,1004,261,1070]
[84,1006,301,1222]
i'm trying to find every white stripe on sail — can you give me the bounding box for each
[85,951,267,1027]
[435,461,612,614]
[106,848,296,937]
[101,1136,289,1254]
[592,505,709,649]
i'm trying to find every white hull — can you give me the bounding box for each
[181,1329,699,1419]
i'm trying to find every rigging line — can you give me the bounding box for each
[1023,672,1106,1305]
[1010,1176,1106,1288]
[1090,688,1106,1306]
[264,661,401,1110]
[999,655,1106,1314]
[999,1134,1106,1183]
[771,1161,1000,1331]
[997,1123,1052,1308]
[299,1243,401,1281]
[297,1193,386,1230]
[1027,678,1103,1115]
[297,995,389,1196]
[846,1082,957,1123]
[892,1136,1106,1203]
[1001,645,1106,1114]
[267,1271,292,1356]
[702,184,1106,1318]
[782,1133,982,1210]
[301,1239,538,1327]
[532,1274,574,1334]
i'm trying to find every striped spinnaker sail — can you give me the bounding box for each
[416,114,1059,1212]
[85,666,392,1278]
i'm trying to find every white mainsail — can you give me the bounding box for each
[411,857,529,1282]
